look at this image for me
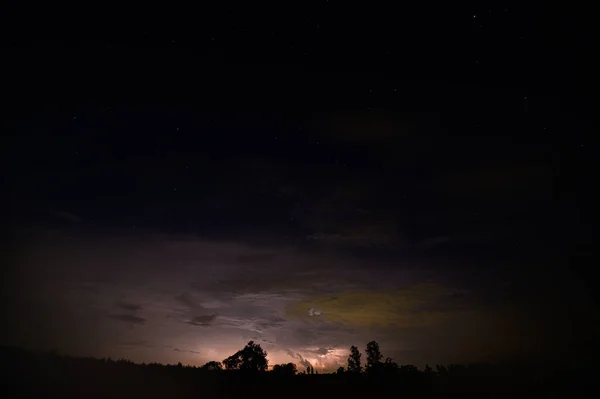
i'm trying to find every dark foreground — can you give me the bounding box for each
[0,347,592,398]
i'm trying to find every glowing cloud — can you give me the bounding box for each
[286,283,467,328]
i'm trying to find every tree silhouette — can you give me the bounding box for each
[272,362,297,376]
[222,341,268,372]
[201,360,223,371]
[1,344,578,397]
[365,341,383,373]
[336,366,345,375]
[347,345,362,373]
[399,364,419,375]
[223,353,242,370]
[383,357,399,372]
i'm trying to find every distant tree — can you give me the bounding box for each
[383,357,399,372]
[336,366,345,375]
[423,364,436,382]
[399,364,419,374]
[347,345,362,373]
[201,361,223,371]
[365,341,383,373]
[272,362,297,376]
[222,341,268,372]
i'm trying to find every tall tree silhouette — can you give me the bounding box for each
[222,341,268,372]
[347,345,362,373]
[222,354,242,370]
[365,341,383,373]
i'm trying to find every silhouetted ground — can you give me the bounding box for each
[0,346,593,398]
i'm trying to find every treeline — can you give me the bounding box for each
[0,343,590,398]
[216,339,475,378]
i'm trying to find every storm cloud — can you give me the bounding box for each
[2,226,594,370]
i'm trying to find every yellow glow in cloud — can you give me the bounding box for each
[286,283,465,328]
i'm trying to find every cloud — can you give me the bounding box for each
[217,316,266,333]
[48,210,84,223]
[285,283,469,328]
[7,223,588,370]
[416,236,452,249]
[109,314,146,325]
[116,301,142,312]
[173,347,202,354]
[286,349,312,369]
[175,292,199,309]
[186,314,218,326]
[235,253,276,264]
[295,181,404,250]
[313,347,333,356]
[298,347,335,357]
[433,164,552,200]
[306,224,402,250]
[254,317,285,330]
[118,339,152,347]
[312,111,418,144]
[204,275,320,297]
[298,357,312,370]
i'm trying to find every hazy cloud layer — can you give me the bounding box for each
[186,314,218,326]
[109,314,146,326]
[2,227,594,370]
[116,301,142,312]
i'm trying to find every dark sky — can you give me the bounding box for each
[1,4,596,371]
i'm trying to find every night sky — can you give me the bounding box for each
[1,4,596,371]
